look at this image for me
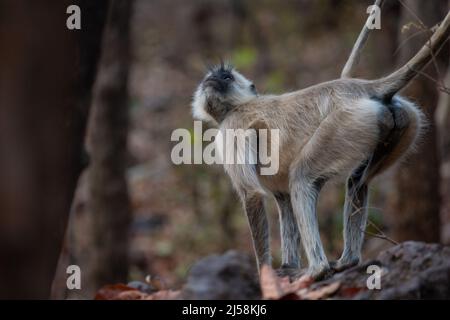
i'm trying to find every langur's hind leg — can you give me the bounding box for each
[334,98,421,271]
[333,162,370,271]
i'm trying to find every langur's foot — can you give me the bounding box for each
[276,264,304,280]
[307,264,334,281]
[330,257,360,272]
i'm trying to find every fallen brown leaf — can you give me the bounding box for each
[117,290,148,300]
[339,286,366,298]
[95,283,180,300]
[260,265,284,300]
[144,290,181,300]
[279,292,301,300]
[260,266,315,300]
[300,282,340,300]
[289,274,314,291]
[95,284,139,300]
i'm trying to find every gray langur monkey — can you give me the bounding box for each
[191,8,450,279]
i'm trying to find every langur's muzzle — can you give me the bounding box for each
[203,77,228,93]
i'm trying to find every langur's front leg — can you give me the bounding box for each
[241,191,271,272]
[290,170,330,279]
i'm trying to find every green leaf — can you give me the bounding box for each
[232,47,257,69]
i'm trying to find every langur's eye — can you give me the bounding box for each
[250,84,256,92]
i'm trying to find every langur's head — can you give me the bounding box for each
[191,62,258,124]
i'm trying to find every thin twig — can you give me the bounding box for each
[365,219,399,245]
[395,0,449,94]
[349,205,384,218]
[362,227,399,245]
[397,0,429,31]
[341,0,385,78]
[346,199,398,245]
[394,28,429,56]
[381,10,450,98]
[403,36,450,94]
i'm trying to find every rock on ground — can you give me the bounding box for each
[181,250,261,299]
[181,242,450,300]
[323,241,450,299]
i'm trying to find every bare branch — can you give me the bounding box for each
[393,20,449,94]
[395,0,447,89]
[341,0,385,78]
[393,27,431,56]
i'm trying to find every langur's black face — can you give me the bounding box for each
[201,63,257,102]
[191,63,258,123]
[203,66,235,94]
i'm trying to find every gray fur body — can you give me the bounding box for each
[191,9,450,278]
[192,65,424,278]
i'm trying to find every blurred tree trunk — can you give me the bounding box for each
[437,57,450,244]
[387,0,447,242]
[85,0,133,294]
[0,0,108,298]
